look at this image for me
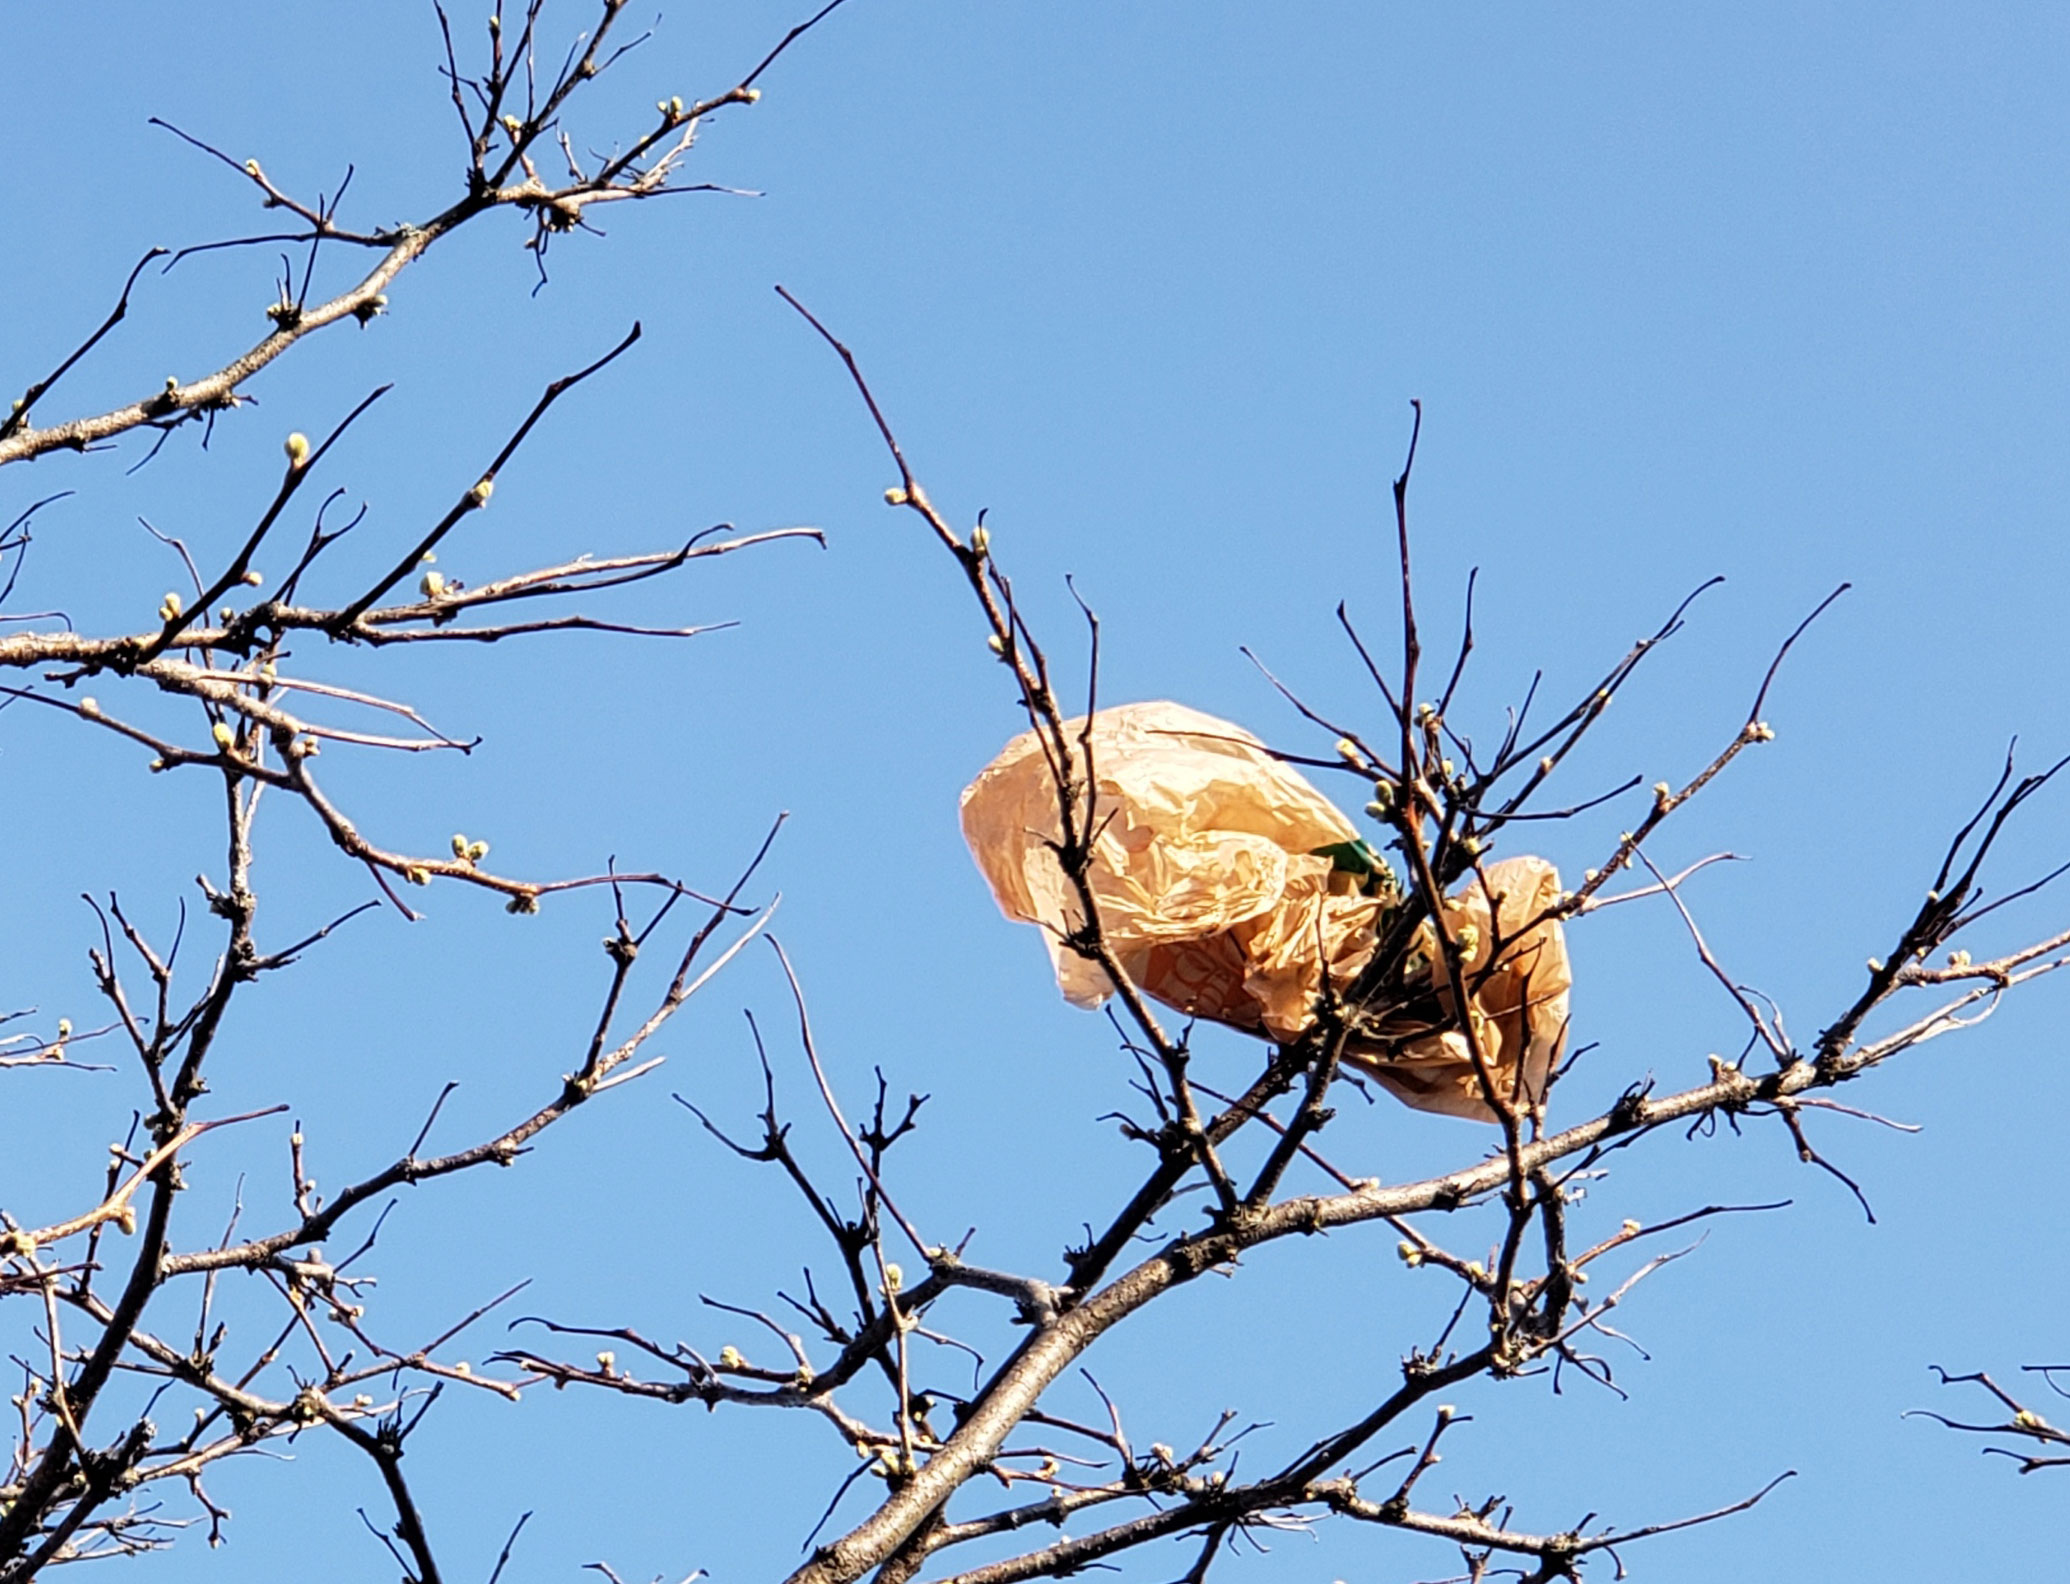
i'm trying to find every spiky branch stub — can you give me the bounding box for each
[0,4,845,1575]
[0,0,851,469]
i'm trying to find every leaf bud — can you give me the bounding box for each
[718,1345,744,1369]
[159,592,184,622]
[470,477,494,505]
[56,1019,71,1039]
[884,486,909,506]
[243,569,264,586]
[596,1350,616,1372]
[420,570,447,598]
[284,431,310,466]
[211,722,235,750]
[79,697,100,717]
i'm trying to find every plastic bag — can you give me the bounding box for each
[1342,855,1571,1122]
[960,701,1570,1123]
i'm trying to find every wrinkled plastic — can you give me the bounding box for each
[1342,855,1571,1122]
[960,701,1571,1123]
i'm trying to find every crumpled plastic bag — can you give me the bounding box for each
[1347,855,1571,1122]
[959,701,1570,1123]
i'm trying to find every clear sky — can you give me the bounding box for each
[4,4,2069,1581]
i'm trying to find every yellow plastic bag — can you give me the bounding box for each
[960,701,1571,1123]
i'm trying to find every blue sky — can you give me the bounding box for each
[4,4,2069,1580]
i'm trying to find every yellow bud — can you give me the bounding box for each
[420,570,447,598]
[159,592,184,621]
[1621,1218,1641,1235]
[1652,781,1671,800]
[467,840,489,862]
[243,569,264,586]
[718,1346,744,1369]
[884,486,909,506]
[986,634,1005,655]
[211,722,236,750]
[55,1019,71,1039]
[453,1361,471,1376]
[670,96,684,116]
[882,1262,903,1292]
[2016,1409,2044,1431]
[596,1350,616,1372]
[1949,949,1972,968]
[78,698,99,717]
[244,159,260,175]
[970,523,990,555]
[452,833,471,858]
[470,477,494,505]
[284,432,310,466]
[406,866,430,886]
[114,1204,137,1236]
[743,87,761,102]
